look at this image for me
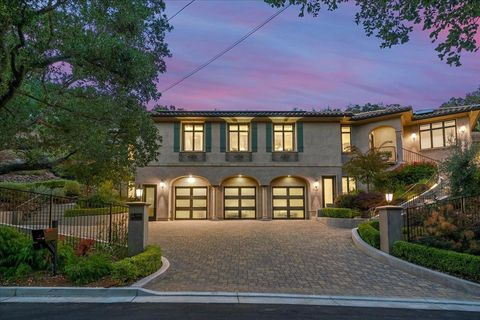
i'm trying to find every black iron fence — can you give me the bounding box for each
[403,194,480,242]
[0,187,128,256]
[402,147,438,165]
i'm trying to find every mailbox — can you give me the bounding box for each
[31,225,59,275]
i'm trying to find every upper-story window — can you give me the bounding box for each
[229,124,249,151]
[420,120,456,149]
[273,124,294,152]
[341,125,351,152]
[182,123,204,151]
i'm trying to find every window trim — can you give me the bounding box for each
[182,123,205,152]
[272,123,295,152]
[419,120,457,150]
[341,125,352,153]
[227,123,250,152]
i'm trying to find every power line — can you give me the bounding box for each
[161,4,291,93]
[168,0,196,22]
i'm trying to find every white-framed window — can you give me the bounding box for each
[182,123,204,151]
[419,120,456,149]
[273,124,294,152]
[228,124,249,151]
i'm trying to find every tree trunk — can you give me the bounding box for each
[0,151,76,175]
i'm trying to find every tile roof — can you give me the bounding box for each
[150,110,348,118]
[412,104,480,120]
[349,106,412,120]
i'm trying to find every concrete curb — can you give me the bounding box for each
[351,228,480,296]
[130,256,170,288]
[1,288,480,311]
[317,217,366,229]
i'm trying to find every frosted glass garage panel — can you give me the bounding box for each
[289,188,304,196]
[192,188,207,196]
[176,199,190,207]
[224,188,239,196]
[176,188,190,196]
[192,199,206,207]
[242,210,255,218]
[273,199,287,207]
[225,199,239,207]
[175,210,190,219]
[241,188,255,196]
[192,210,207,219]
[290,199,304,207]
[290,210,305,218]
[241,199,255,207]
[273,210,288,218]
[225,210,238,218]
[273,188,287,196]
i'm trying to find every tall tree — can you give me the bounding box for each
[440,86,480,108]
[265,0,479,66]
[343,147,389,192]
[0,1,171,182]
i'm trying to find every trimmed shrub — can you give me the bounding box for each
[392,241,480,282]
[333,191,384,214]
[64,253,113,284]
[65,206,127,217]
[358,220,380,249]
[112,245,162,284]
[0,226,48,279]
[63,180,81,197]
[334,193,357,209]
[320,208,360,219]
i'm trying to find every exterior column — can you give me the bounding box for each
[378,205,403,254]
[261,185,270,220]
[127,202,149,256]
[395,129,403,163]
[211,185,219,220]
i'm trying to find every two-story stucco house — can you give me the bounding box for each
[135,105,480,221]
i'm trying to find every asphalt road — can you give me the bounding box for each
[1,303,479,320]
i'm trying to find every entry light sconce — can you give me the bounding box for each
[385,193,393,203]
[313,182,319,191]
[135,185,144,200]
[159,181,166,189]
[187,175,195,183]
[460,125,467,134]
[411,133,417,141]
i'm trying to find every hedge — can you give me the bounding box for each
[320,208,360,219]
[65,206,127,217]
[358,220,380,249]
[392,241,480,282]
[112,245,162,284]
[64,253,113,284]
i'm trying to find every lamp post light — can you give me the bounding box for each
[135,186,144,201]
[385,193,393,203]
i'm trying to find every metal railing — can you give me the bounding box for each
[402,148,439,164]
[375,146,397,163]
[0,187,128,256]
[403,194,480,242]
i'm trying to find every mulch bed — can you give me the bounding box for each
[0,271,119,287]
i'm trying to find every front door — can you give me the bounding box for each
[175,187,208,220]
[143,185,157,221]
[272,186,305,219]
[224,187,256,219]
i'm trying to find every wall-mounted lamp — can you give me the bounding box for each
[159,181,166,189]
[187,175,195,183]
[460,125,466,134]
[135,185,144,200]
[313,182,319,191]
[385,193,393,203]
[411,133,417,141]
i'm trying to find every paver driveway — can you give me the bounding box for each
[146,220,478,300]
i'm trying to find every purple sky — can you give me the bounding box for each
[155,1,480,111]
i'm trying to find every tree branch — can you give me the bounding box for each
[0,149,77,175]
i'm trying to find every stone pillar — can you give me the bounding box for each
[378,205,403,254]
[211,185,219,220]
[395,130,403,163]
[127,202,149,257]
[262,185,270,220]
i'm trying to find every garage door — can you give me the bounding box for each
[224,187,256,219]
[175,187,208,219]
[272,186,305,219]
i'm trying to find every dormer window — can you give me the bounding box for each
[273,124,294,152]
[182,123,204,151]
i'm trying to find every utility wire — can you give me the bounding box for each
[168,0,196,22]
[161,4,291,93]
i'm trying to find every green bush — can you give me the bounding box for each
[57,242,77,271]
[393,241,480,282]
[358,220,380,249]
[0,226,48,279]
[320,207,360,218]
[64,253,112,284]
[334,193,357,209]
[65,206,127,217]
[334,191,384,215]
[63,180,81,197]
[112,245,162,284]
[0,182,29,191]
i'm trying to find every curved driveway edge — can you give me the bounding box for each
[131,256,170,288]
[351,228,480,296]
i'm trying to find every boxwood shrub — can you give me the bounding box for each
[392,241,480,282]
[320,207,360,219]
[358,220,380,249]
[112,245,162,284]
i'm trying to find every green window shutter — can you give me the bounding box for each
[266,122,272,153]
[251,122,257,152]
[205,122,212,152]
[173,122,180,152]
[220,122,226,153]
[297,122,304,152]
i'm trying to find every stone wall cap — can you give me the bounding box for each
[127,202,151,206]
[376,205,403,210]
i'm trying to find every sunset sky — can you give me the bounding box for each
[156,0,480,111]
